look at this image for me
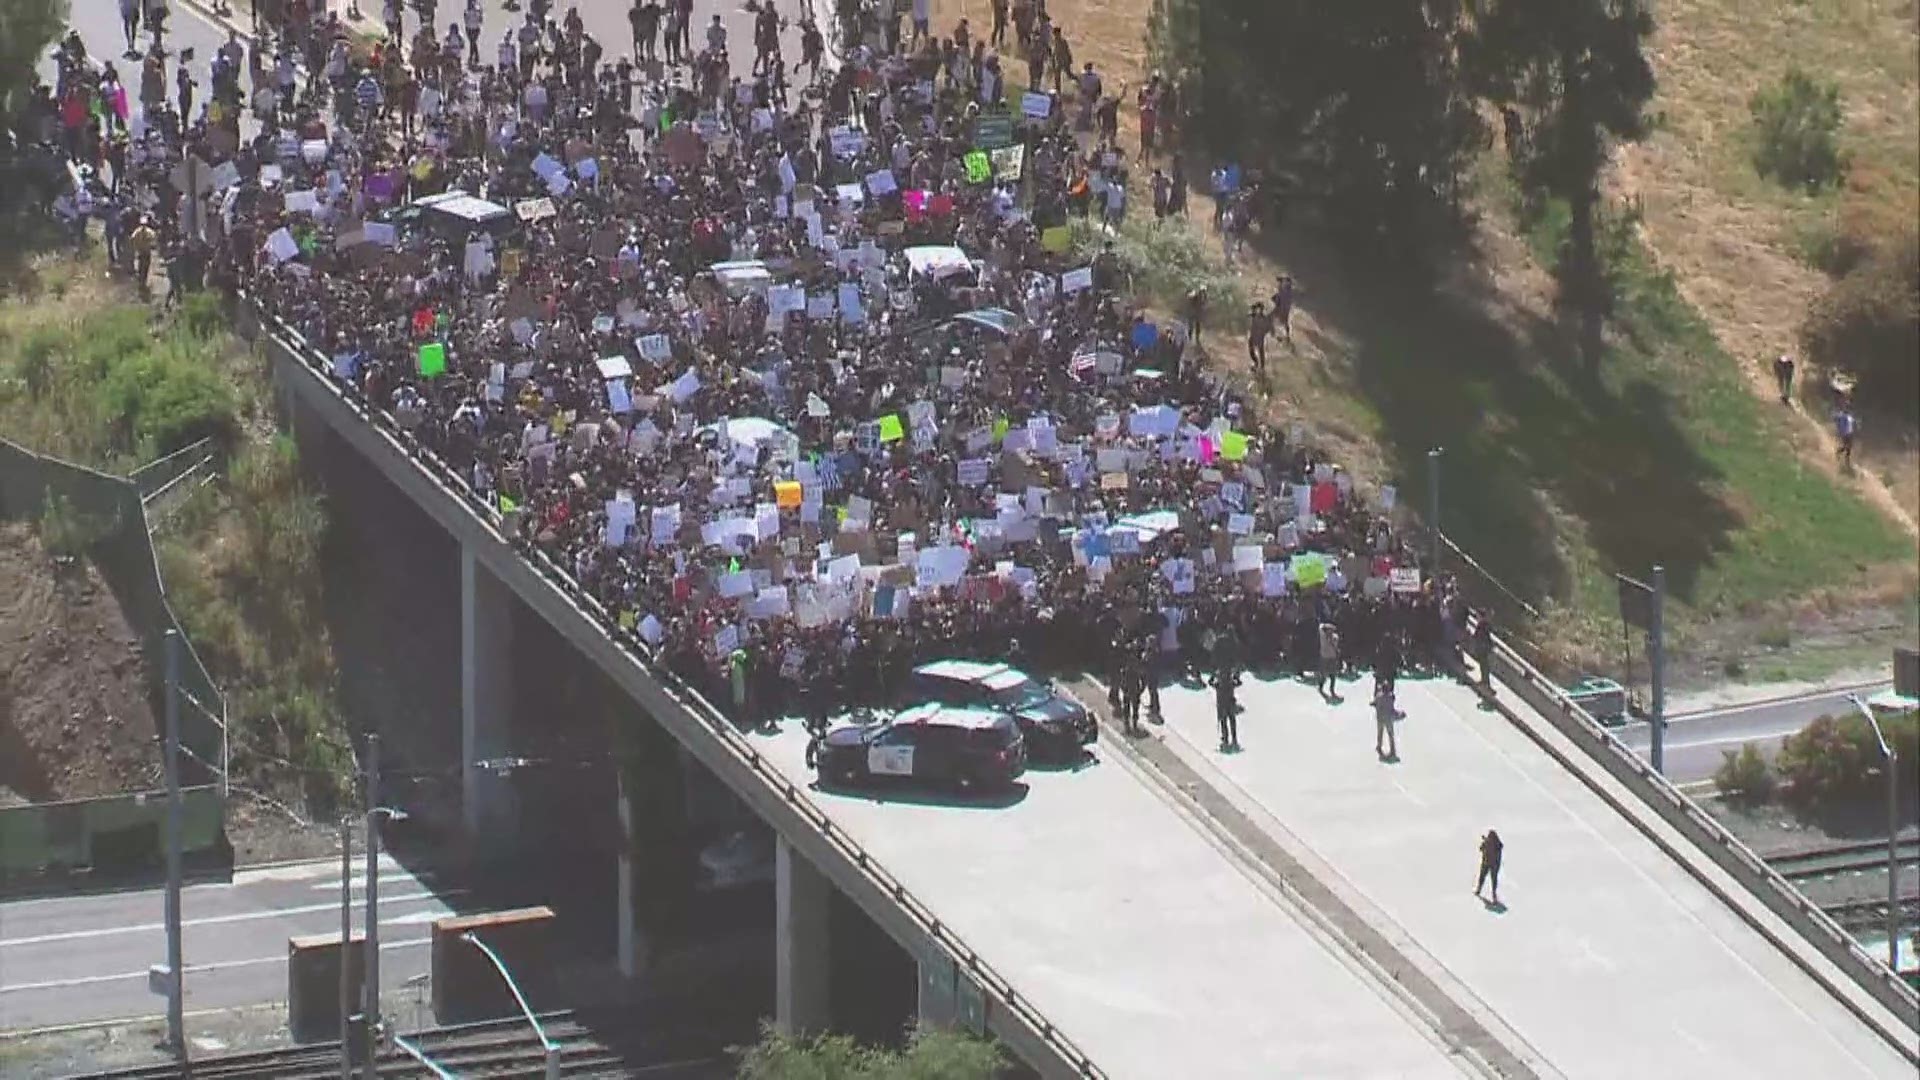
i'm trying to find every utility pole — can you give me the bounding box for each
[162,630,186,1062]
[339,815,353,1080]
[1427,448,1442,570]
[1649,565,1666,775]
[362,732,382,1079]
[1847,695,1901,973]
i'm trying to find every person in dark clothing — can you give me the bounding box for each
[1470,616,1494,695]
[1247,302,1272,375]
[1118,658,1143,736]
[1772,353,1794,404]
[1475,829,1504,903]
[1272,274,1295,341]
[1374,632,1401,694]
[1213,664,1240,750]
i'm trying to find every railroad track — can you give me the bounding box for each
[75,1012,728,1079]
[1767,838,1920,882]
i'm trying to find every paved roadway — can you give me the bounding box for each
[750,720,1472,1080]
[46,0,814,142]
[1145,672,1916,1078]
[1617,684,1892,784]
[0,855,453,1032]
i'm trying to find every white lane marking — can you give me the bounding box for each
[0,937,431,994]
[234,854,415,886]
[0,890,464,948]
[1659,726,1804,752]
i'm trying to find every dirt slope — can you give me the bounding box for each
[0,523,159,806]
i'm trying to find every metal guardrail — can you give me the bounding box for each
[130,437,220,499]
[1486,632,1920,1037]
[245,299,1106,1079]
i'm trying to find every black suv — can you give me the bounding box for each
[908,660,1096,763]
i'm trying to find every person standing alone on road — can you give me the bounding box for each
[1475,829,1504,904]
[1373,682,1400,760]
[1213,663,1240,751]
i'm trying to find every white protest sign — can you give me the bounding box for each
[669,368,701,402]
[264,227,300,262]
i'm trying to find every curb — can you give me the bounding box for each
[1659,678,1891,724]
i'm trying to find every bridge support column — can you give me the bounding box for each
[615,768,651,981]
[461,546,518,861]
[775,837,830,1035]
[918,952,958,1029]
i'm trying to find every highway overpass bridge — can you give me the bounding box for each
[246,304,1920,1079]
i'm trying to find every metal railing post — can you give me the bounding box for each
[1848,694,1902,974]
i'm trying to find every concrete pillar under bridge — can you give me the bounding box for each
[776,837,831,1036]
[774,837,984,1039]
[462,545,519,861]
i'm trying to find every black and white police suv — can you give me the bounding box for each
[813,704,1027,793]
[908,660,1096,763]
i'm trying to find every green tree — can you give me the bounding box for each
[1713,742,1775,805]
[1149,0,1486,261]
[735,1025,1003,1080]
[0,0,68,132]
[1749,69,1849,192]
[1470,0,1657,373]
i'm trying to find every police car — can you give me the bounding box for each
[813,705,1026,793]
[909,660,1096,763]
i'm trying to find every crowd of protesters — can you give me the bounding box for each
[23,0,1493,734]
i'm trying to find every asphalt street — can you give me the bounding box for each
[45,0,815,143]
[1616,684,1892,784]
[0,854,454,1032]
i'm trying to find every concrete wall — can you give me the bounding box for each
[0,437,228,783]
[0,438,230,881]
[0,785,224,876]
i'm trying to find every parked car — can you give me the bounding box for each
[909,660,1096,762]
[814,705,1026,793]
[695,826,775,892]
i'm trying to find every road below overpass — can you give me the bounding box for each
[0,856,449,1032]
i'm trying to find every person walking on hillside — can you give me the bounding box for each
[1772,353,1794,404]
[1834,404,1858,470]
[1475,829,1504,904]
[1246,302,1273,376]
[1272,274,1295,341]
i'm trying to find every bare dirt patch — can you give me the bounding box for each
[0,523,160,805]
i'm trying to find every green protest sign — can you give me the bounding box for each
[964,150,992,184]
[418,342,447,378]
